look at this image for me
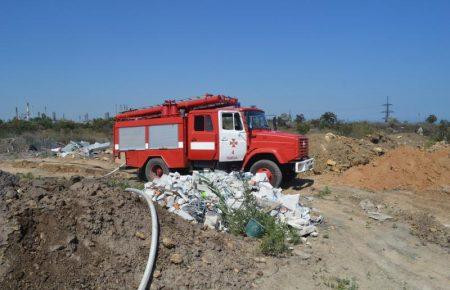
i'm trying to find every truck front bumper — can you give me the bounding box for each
[294,158,314,173]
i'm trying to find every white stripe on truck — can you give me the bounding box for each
[190,142,215,150]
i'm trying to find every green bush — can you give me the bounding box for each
[0,117,113,143]
[334,121,376,139]
[432,120,449,142]
[201,176,299,256]
[296,122,310,134]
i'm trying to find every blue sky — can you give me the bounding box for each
[1,0,449,122]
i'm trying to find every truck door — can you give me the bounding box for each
[218,110,247,162]
[188,113,217,160]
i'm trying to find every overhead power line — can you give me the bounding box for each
[381,96,394,122]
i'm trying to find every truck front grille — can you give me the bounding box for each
[299,138,308,158]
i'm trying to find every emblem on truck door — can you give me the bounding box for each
[230,138,238,154]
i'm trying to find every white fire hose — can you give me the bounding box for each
[97,163,126,179]
[126,188,159,290]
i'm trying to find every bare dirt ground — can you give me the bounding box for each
[0,133,449,289]
[0,172,263,289]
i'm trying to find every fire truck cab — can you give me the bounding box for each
[113,94,313,187]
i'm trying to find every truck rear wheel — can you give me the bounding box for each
[250,159,283,188]
[144,158,169,181]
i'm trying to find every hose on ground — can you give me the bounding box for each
[97,163,126,179]
[126,188,159,290]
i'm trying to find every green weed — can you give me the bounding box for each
[199,175,299,256]
[317,186,332,198]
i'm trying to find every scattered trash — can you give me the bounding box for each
[359,199,375,212]
[144,170,321,238]
[52,141,111,158]
[360,199,393,221]
[417,126,424,136]
[372,147,384,155]
[368,212,393,221]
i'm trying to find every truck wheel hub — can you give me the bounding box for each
[151,165,163,177]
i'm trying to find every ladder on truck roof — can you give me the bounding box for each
[115,94,239,120]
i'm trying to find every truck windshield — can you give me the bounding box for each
[245,111,269,129]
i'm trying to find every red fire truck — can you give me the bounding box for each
[113,94,314,187]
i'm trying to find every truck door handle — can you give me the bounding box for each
[191,138,197,142]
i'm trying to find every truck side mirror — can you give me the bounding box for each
[272,117,277,131]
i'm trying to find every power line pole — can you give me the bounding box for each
[26,102,31,121]
[382,96,393,122]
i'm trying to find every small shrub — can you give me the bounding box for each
[317,186,331,198]
[19,172,35,179]
[324,277,359,290]
[201,176,299,256]
[334,121,376,139]
[106,178,131,190]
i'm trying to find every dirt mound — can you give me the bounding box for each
[340,147,450,191]
[0,170,19,189]
[0,173,260,289]
[308,133,381,173]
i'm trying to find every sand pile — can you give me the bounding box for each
[340,146,450,191]
[308,133,381,173]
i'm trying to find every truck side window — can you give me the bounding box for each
[234,113,243,130]
[222,113,234,130]
[194,116,205,131]
[195,115,213,131]
[204,115,213,131]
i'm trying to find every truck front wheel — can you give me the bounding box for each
[249,159,283,188]
[144,158,169,181]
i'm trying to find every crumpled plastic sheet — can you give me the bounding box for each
[53,140,110,157]
[144,170,322,236]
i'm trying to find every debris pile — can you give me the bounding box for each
[52,141,110,158]
[144,170,322,237]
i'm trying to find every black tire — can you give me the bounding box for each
[144,158,169,181]
[249,159,283,188]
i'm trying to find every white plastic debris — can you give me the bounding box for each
[53,140,111,158]
[144,170,322,237]
[368,212,393,221]
[204,211,219,229]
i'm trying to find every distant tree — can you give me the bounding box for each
[295,114,305,124]
[309,118,321,128]
[434,120,449,142]
[426,114,437,124]
[319,112,337,128]
[277,113,291,128]
[296,122,310,134]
